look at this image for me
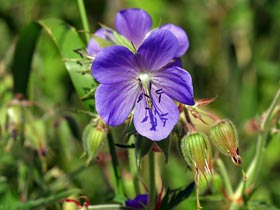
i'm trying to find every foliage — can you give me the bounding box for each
[0,0,279,210]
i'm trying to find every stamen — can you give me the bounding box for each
[138,74,169,131]
[137,93,143,103]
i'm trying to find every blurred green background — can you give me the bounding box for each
[0,0,279,209]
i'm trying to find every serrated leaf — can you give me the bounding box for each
[12,18,96,112]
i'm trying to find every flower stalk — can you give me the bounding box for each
[229,87,280,210]
[77,0,90,42]
[148,151,156,210]
[107,131,125,196]
[216,158,234,197]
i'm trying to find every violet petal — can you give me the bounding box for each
[95,83,139,126]
[153,66,195,105]
[133,86,179,141]
[91,46,138,84]
[161,24,189,57]
[115,8,152,48]
[137,29,178,72]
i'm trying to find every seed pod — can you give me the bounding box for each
[209,119,242,167]
[180,132,212,179]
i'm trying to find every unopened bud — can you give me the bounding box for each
[180,132,212,179]
[82,121,106,165]
[209,119,242,167]
[5,105,24,140]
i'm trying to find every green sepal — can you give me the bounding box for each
[112,31,135,53]
[158,182,195,210]
[156,137,171,163]
[135,135,153,168]
[81,122,94,157]
[113,194,127,205]
[92,34,114,49]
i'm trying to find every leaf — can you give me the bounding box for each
[63,114,81,139]
[12,18,96,112]
[158,182,195,210]
[248,200,280,210]
[135,136,153,168]
[11,189,80,210]
[156,137,171,163]
[11,22,41,96]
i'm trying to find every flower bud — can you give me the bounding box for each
[5,105,23,140]
[209,119,242,167]
[82,121,107,165]
[180,132,212,179]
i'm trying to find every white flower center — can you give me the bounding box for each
[138,73,151,84]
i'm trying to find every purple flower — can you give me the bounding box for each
[86,29,106,56]
[115,8,152,49]
[87,8,189,58]
[91,29,194,141]
[115,9,189,56]
[86,28,113,57]
[125,194,148,209]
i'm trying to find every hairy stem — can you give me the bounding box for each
[229,87,280,210]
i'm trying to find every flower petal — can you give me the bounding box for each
[133,87,179,141]
[153,66,195,105]
[161,24,189,57]
[91,46,138,84]
[115,8,152,48]
[86,28,106,56]
[126,194,148,209]
[95,83,139,126]
[164,57,183,68]
[137,29,178,71]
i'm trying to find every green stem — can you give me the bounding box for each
[229,87,280,210]
[107,131,125,196]
[216,158,234,197]
[77,0,90,42]
[128,135,140,195]
[148,151,156,210]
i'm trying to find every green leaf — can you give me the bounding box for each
[158,182,195,210]
[11,22,41,96]
[63,114,81,139]
[135,136,153,168]
[248,200,280,210]
[11,189,80,210]
[12,18,96,112]
[156,137,171,163]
